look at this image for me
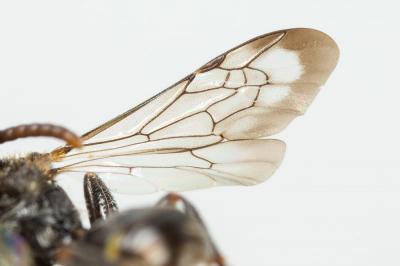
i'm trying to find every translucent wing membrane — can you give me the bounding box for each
[51,28,339,194]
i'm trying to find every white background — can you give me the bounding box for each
[0,1,399,265]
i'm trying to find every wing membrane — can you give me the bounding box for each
[51,28,339,194]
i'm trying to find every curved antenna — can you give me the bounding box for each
[0,123,82,147]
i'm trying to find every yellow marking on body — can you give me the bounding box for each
[104,232,123,262]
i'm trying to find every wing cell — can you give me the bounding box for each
[51,28,339,194]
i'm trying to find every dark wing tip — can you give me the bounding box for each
[281,28,340,85]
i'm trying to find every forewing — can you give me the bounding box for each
[51,28,339,194]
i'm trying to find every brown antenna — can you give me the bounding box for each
[0,123,82,147]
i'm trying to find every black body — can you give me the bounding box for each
[0,154,82,266]
[62,208,214,266]
[0,156,224,266]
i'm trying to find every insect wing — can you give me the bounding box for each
[51,28,339,194]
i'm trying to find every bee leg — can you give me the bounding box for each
[83,172,118,226]
[156,193,226,266]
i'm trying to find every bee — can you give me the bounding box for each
[0,155,224,266]
[0,28,339,265]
